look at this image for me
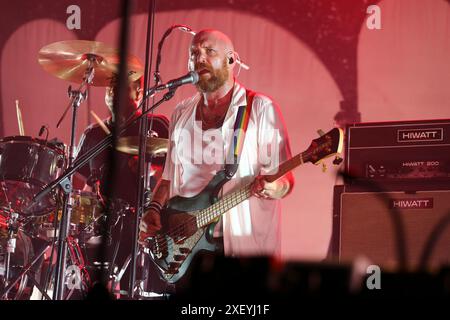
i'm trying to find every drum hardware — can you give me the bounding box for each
[56,77,90,129]
[66,236,91,296]
[25,232,99,300]
[65,190,105,238]
[110,247,167,300]
[16,188,133,300]
[1,237,53,300]
[107,214,125,282]
[37,125,49,140]
[0,195,57,300]
[2,211,19,299]
[4,236,95,301]
[110,249,138,297]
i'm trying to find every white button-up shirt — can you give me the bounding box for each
[162,81,292,257]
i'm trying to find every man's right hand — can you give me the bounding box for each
[138,178,170,245]
[139,208,162,245]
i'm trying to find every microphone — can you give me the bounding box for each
[38,125,49,141]
[158,71,199,91]
[176,25,196,36]
[145,71,199,97]
[162,71,198,90]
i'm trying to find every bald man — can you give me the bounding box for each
[139,29,294,258]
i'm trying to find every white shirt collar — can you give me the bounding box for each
[229,80,247,110]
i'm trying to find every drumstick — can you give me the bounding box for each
[90,110,111,135]
[15,100,25,135]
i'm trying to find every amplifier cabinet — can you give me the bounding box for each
[331,186,450,271]
[344,119,450,191]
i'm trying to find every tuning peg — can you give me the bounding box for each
[333,156,343,165]
[317,129,325,136]
[322,163,327,172]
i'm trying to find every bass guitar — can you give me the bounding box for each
[144,127,344,283]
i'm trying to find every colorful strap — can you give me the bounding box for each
[225,89,255,178]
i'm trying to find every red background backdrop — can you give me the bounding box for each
[1,0,449,261]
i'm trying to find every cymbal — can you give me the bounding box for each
[38,40,144,86]
[116,136,169,157]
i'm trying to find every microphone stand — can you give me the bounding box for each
[53,60,94,300]
[110,91,175,298]
[128,0,156,300]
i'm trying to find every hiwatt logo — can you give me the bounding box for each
[397,128,443,143]
[390,198,433,209]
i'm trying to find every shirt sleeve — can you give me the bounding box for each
[146,114,170,167]
[255,95,293,176]
[161,106,182,181]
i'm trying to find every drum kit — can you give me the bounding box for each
[0,40,169,299]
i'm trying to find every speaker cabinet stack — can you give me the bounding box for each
[332,187,450,270]
[332,119,450,271]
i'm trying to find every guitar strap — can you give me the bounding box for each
[224,89,255,179]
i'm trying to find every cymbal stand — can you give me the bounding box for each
[1,211,19,300]
[53,58,95,300]
[111,249,159,299]
[1,240,53,300]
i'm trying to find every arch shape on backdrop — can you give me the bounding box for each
[96,9,343,260]
[358,0,450,122]
[0,0,368,138]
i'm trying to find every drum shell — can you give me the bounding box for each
[0,136,65,187]
[0,136,66,217]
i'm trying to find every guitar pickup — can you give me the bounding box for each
[168,262,181,274]
[174,255,186,261]
[178,247,190,254]
[169,262,181,268]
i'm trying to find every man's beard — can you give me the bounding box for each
[195,59,229,93]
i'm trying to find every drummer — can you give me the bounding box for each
[76,75,169,200]
[75,74,169,296]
